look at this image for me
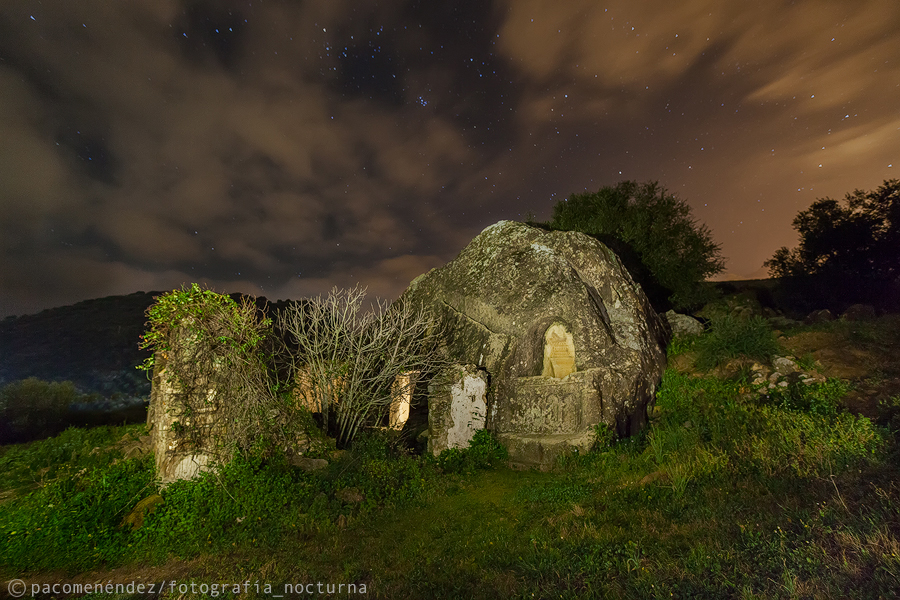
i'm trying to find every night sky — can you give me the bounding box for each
[1,0,898,318]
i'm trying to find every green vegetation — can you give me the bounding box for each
[431,429,509,474]
[139,283,288,459]
[2,312,899,598]
[694,314,781,370]
[0,378,82,444]
[545,180,725,310]
[0,426,504,575]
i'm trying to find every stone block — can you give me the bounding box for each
[427,364,488,454]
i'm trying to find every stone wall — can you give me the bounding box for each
[147,349,223,484]
[427,364,489,454]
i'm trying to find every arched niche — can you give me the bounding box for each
[542,323,576,379]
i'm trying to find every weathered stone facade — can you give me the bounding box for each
[147,348,222,484]
[149,346,421,483]
[401,220,669,468]
[426,364,489,454]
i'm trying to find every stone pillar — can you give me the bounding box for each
[147,349,218,484]
[389,371,419,430]
[427,364,488,454]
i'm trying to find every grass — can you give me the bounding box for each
[694,314,782,370]
[2,320,900,598]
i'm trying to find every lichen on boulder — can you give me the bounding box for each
[401,220,669,467]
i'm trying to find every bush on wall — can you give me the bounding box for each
[139,284,296,459]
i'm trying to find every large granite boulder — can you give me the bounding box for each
[401,221,669,468]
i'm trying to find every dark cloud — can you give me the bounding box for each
[1,0,898,317]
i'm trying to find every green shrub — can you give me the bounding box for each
[0,378,81,444]
[135,453,317,558]
[653,369,880,480]
[433,430,508,474]
[876,395,900,435]
[695,315,780,370]
[762,378,849,417]
[329,429,434,508]
[591,423,617,451]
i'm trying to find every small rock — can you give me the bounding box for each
[773,356,798,375]
[683,420,693,429]
[123,444,150,459]
[777,381,789,388]
[804,309,834,324]
[841,304,876,321]
[663,310,705,337]
[336,487,364,504]
[750,362,772,386]
[801,372,827,385]
[290,456,329,472]
[669,353,696,374]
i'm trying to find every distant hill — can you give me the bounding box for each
[0,292,162,398]
[0,291,299,399]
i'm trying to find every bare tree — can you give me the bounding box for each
[278,286,444,446]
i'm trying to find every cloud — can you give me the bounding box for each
[0,0,488,317]
[274,253,444,304]
[1,0,898,316]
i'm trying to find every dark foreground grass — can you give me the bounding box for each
[2,361,899,598]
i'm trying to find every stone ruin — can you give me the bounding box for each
[146,347,219,484]
[401,220,669,468]
[147,220,669,480]
[148,344,420,484]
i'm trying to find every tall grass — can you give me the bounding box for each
[694,314,781,370]
[654,369,879,480]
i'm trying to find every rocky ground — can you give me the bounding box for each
[670,295,900,423]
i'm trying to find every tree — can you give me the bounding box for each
[278,286,447,447]
[545,180,725,311]
[765,179,900,307]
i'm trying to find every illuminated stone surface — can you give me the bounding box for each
[402,220,669,467]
